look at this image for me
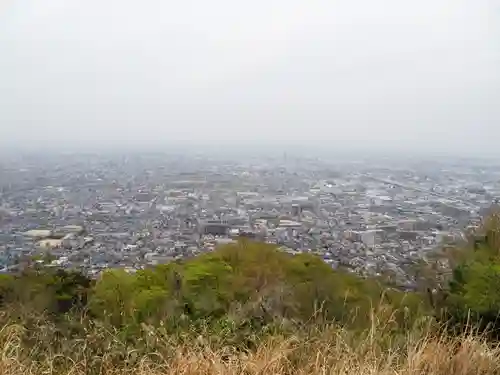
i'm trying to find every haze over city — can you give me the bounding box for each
[0,0,498,156]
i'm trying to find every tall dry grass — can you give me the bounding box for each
[0,307,498,375]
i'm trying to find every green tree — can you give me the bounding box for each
[89,269,136,327]
[442,213,500,334]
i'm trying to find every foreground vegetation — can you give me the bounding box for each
[1,215,500,374]
[0,310,499,375]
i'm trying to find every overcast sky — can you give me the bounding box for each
[0,0,498,155]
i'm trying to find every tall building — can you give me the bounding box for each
[346,229,385,248]
[199,220,229,236]
[291,204,302,217]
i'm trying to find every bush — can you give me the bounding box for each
[440,213,500,335]
[85,240,426,335]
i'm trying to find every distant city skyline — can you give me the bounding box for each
[2,140,500,162]
[0,149,496,281]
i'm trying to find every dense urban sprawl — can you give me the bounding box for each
[1,151,498,289]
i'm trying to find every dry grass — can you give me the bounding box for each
[0,313,498,375]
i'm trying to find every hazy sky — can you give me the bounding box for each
[0,0,498,155]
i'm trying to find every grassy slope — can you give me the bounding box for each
[0,313,499,375]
